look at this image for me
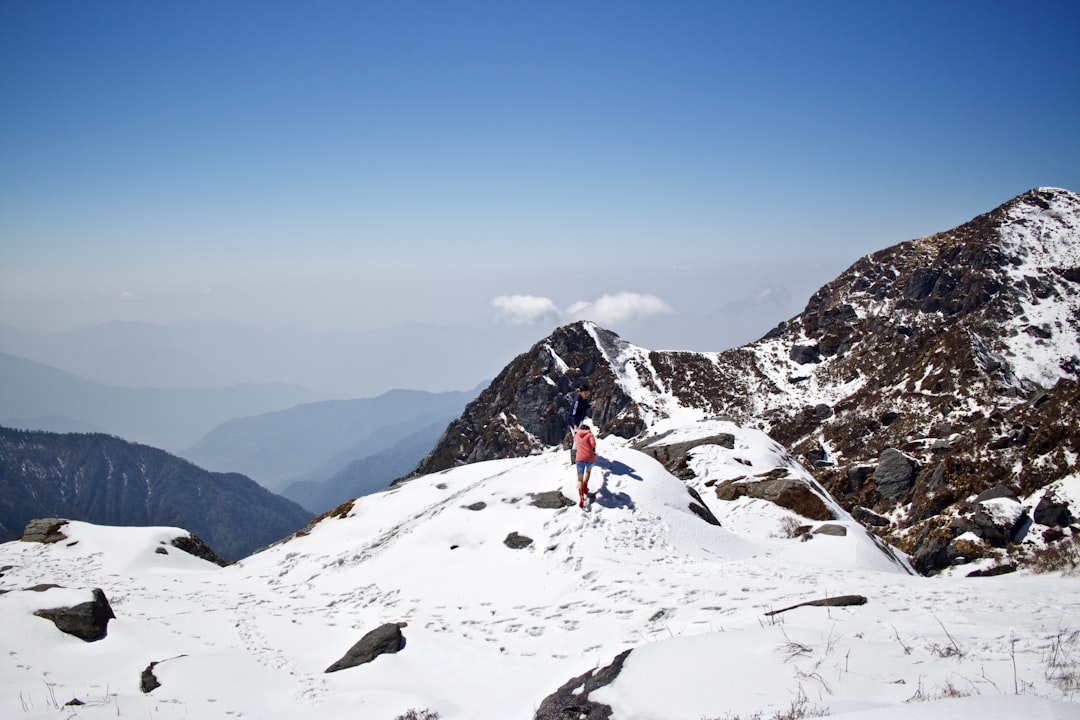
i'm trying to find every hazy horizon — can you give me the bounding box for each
[3,1,1078,394]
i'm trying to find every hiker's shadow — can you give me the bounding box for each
[592,456,641,510]
[595,456,644,482]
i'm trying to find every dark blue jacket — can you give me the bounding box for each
[568,392,590,429]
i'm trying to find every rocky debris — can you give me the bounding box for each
[464,501,487,511]
[533,649,631,720]
[813,523,848,537]
[504,532,534,549]
[530,491,574,509]
[33,588,116,642]
[19,518,69,544]
[325,622,407,673]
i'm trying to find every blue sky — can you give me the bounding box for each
[2,1,1079,360]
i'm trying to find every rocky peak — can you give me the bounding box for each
[412,322,642,475]
[410,188,1080,575]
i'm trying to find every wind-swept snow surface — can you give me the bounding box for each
[2,424,1079,718]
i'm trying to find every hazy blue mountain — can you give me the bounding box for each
[0,320,538,398]
[0,352,326,452]
[0,426,312,561]
[281,418,451,514]
[180,386,482,493]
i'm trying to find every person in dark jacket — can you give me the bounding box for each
[567,384,591,463]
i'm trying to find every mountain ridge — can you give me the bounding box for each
[0,351,326,451]
[412,187,1080,575]
[182,386,482,493]
[0,426,312,561]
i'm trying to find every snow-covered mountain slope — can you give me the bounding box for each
[3,424,1079,719]
[416,188,1080,576]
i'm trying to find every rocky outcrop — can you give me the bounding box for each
[167,533,229,566]
[636,431,736,480]
[533,649,631,720]
[412,323,638,475]
[715,469,833,522]
[18,518,69,544]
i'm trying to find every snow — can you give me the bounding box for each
[3,422,1078,719]
[980,497,1025,527]
[994,189,1080,389]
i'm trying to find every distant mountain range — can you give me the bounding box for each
[0,426,311,561]
[414,187,1080,575]
[180,386,482,501]
[280,417,451,514]
[0,352,325,451]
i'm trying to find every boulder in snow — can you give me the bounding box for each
[325,622,407,673]
[33,588,115,642]
[971,497,1028,546]
[1034,494,1074,527]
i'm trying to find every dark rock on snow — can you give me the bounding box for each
[533,649,632,720]
[141,662,162,693]
[325,622,407,673]
[33,588,116,642]
[530,491,574,509]
[504,532,534,549]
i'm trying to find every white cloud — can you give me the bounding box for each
[566,292,674,324]
[491,294,561,325]
[120,290,137,300]
[492,291,675,327]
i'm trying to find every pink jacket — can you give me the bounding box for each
[574,428,596,463]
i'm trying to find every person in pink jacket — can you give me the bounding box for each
[573,421,597,508]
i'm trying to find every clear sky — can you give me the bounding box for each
[2,0,1079,359]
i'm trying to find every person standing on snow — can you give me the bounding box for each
[567,383,591,463]
[574,421,597,509]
